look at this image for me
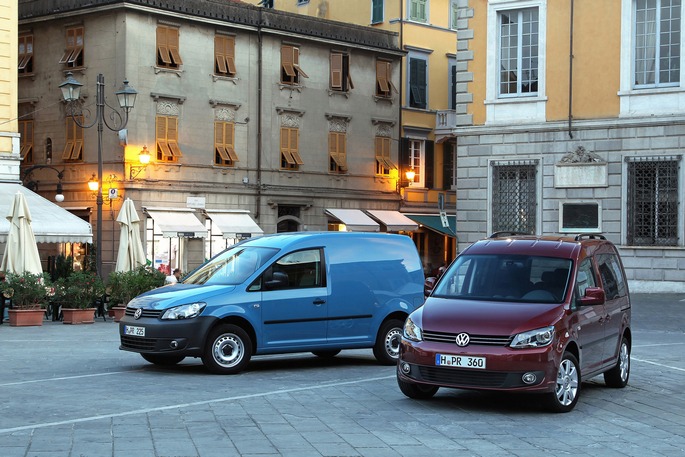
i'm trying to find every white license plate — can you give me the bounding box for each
[124,325,145,337]
[436,353,486,369]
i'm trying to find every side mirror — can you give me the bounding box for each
[578,287,605,306]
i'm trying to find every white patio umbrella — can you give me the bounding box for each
[115,198,147,272]
[0,191,43,275]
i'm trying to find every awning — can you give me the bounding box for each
[406,214,456,237]
[365,210,418,232]
[0,183,92,243]
[205,209,263,239]
[325,209,379,232]
[143,207,207,238]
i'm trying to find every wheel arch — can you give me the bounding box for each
[211,315,257,355]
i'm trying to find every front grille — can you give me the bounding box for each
[418,366,508,388]
[125,307,163,319]
[423,330,512,346]
[121,335,157,350]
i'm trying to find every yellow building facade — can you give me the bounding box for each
[247,0,462,273]
[0,0,20,179]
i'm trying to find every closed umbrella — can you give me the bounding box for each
[0,191,42,275]
[115,198,146,272]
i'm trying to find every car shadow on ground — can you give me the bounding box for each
[134,352,382,375]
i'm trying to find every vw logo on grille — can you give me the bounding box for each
[455,332,470,347]
[134,308,143,320]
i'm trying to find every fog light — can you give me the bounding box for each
[400,362,411,374]
[522,372,537,384]
[170,340,178,349]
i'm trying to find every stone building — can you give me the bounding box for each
[18,0,405,277]
[435,0,685,293]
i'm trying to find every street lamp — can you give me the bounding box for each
[23,165,66,202]
[59,72,137,277]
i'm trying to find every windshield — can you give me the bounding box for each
[183,246,279,286]
[432,254,573,303]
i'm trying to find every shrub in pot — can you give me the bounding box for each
[0,271,52,326]
[55,271,105,324]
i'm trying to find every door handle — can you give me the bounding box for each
[313,298,326,305]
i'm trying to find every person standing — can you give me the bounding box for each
[165,268,182,284]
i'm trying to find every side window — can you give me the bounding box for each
[261,249,324,290]
[575,258,597,297]
[156,25,183,69]
[597,253,627,299]
[59,27,84,68]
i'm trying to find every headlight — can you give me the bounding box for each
[161,303,206,320]
[403,317,423,342]
[510,326,555,349]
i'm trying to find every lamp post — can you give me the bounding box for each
[22,165,66,202]
[59,72,137,278]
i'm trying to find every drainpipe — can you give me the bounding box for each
[398,0,404,203]
[568,0,575,139]
[255,8,263,220]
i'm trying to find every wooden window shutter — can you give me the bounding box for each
[215,122,229,161]
[293,47,308,78]
[157,27,171,65]
[62,118,75,160]
[156,116,172,158]
[290,128,304,164]
[226,36,236,75]
[281,46,296,77]
[215,36,228,74]
[376,60,389,95]
[167,117,183,157]
[168,28,183,65]
[280,127,295,164]
[425,140,434,189]
[331,53,343,89]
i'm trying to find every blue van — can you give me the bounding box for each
[119,232,425,374]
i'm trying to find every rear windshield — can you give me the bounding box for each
[432,254,573,303]
[183,246,279,286]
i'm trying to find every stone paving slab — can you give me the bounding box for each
[0,293,683,456]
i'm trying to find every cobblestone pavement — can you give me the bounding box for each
[0,293,683,457]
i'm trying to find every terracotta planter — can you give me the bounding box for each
[112,306,127,322]
[62,308,96,325]
[8,308,45,327]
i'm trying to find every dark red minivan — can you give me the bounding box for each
[397,233,631,412]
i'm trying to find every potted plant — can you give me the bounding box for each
[107,266,165,321]
[55,271,105,324]
[0,271,52,326]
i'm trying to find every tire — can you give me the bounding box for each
[545,352,580,413]
[397,377,439,399]
[202,324,252,374]
[373,318,404,365]
[604,336,630,388]
[141,353,185,366]
[312,350,341,358]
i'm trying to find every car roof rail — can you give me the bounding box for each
[489,231,530,239]
[574,233,607,241]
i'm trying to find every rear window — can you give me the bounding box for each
[433,254,573,303]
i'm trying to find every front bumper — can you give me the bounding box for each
[398,339,556,393]
[119,311,217,357]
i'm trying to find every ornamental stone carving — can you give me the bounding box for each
[215,108,236,122]
[376,123,392,137]
[281,114,301,128]
[156,101,180,116]
[328,117,348,133]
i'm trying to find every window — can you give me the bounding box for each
[280,127,303,170]
[450,0,459,30]
[372,0,384,23]
[596,254,628,299]
[330,52,354,92]
[575,259,597,297]
[156,25,183,69]
[215,121,239,167]
[499,7,539,96]
[408,140,424,187]
[375,136,395,175]
[443,141,455,189]
[560,202,601,233]
[409,0,428,22]
[376,59,396,98]
[449,62,457,109]
[62,116,84,161]
[281,45,308,85]
[156,115,183,162]
[329,131,347,174]
[492,162,537,234]
[258,249,324,290]
[215,35,236,77]
[18,34,33,74]
[19,120,34,164]
[627,158,679,246]
[59,27,84,68]
[409,57,428,109]
[634,0,681,87]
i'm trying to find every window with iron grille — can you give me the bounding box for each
[492,163,537,234]
[627,158,679,246]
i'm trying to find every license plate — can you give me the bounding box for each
[124,325,145,337]
[436,353,486,369]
